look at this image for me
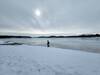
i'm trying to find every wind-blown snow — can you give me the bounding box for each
[0,45,100,75]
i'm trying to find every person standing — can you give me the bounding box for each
[47,40,50,47]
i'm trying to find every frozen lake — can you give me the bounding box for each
[0,37,100,53]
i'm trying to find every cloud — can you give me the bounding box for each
[0,0,100,35]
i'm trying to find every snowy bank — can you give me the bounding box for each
[0,45,100,75]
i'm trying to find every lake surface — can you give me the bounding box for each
[0,37,100,53]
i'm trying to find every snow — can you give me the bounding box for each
[0,45,100,75]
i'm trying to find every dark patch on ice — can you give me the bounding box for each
[0,41,23,45]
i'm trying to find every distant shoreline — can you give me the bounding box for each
[0,35,32,38]
[0,34,100,38]
[37,34,100,38]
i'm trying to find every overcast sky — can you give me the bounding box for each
[0,0,100,35]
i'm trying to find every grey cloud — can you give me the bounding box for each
[0,0,100,34]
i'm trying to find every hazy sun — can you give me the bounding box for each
[34,9,41,17]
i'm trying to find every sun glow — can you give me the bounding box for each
[34,9,41,17]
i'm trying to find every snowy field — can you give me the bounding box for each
[0,45,100,75]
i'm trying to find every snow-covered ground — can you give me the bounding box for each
[0,45,100,75]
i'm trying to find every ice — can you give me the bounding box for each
[0,41,5,44]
